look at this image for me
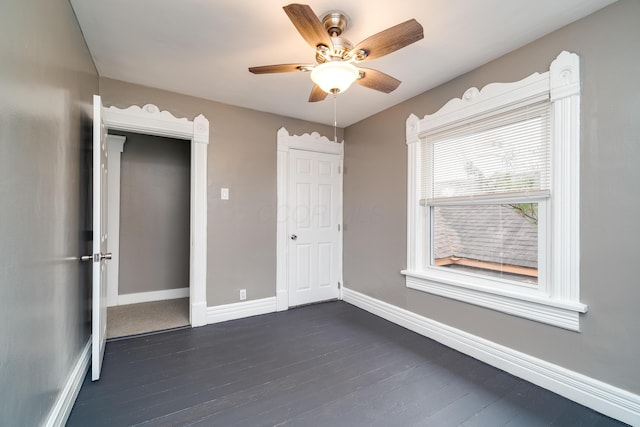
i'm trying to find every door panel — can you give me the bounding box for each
[92,95,109,381]
[318,184,332,228]
[296,182,311,229]
[296,244,311,291]
[288,150,340,307]
[318,243,332,287]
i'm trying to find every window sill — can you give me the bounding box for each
[401,270,587,331]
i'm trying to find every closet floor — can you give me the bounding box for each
[107,297,189,339]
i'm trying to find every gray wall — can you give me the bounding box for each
[100,78,344,306]
[344,0,640,395]
[115,132,190,295]
[0,0,98,425]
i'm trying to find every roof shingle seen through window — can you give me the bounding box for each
[434,204,538,269]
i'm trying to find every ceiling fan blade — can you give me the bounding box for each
[348,19,423,61]
[357,68,401,93]
[283,4,333,50]
[248,64,314,74]
[309,84,328,102]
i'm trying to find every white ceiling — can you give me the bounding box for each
[70,0,615,127]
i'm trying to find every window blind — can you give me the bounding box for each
[421,102,551,203]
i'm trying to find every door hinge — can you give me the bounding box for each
[338,224,341,231]
[338,281,341,289]
[338,165,342,174]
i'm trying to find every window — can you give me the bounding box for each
[425,102,550,292]
[403,51,587,330]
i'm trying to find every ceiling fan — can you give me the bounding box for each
[249,3,424,102]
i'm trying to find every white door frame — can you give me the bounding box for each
[103,103,209,327]
[276,127,344,311]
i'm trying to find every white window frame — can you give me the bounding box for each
[402,51,587,331]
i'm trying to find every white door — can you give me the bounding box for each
[91,95,110,381]
[288,149,341,307]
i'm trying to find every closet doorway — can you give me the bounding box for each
[99,103,209,339]
[106,131,190,338]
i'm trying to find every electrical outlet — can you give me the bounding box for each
[239,289,246,301]
[221,188,229,200]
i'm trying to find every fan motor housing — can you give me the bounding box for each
[320,12,353,59]
[322,11,349,36]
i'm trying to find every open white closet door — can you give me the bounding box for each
[90,94,111,381]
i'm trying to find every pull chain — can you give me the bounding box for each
[333,90,338,143]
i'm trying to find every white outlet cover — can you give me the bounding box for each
[221,188,229,200]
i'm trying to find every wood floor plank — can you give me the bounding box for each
[226,362,443,427]
[135,335,415,426]
[67,301,626,427]
[78,319,367,406]
[80,308,368,403]
[184,342,437,426]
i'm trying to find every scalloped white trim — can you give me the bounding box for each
[277,127,343,154]
[109,103,191,122]
[104,104,209,144]
[406,71,549,141]
[406,51,581,142]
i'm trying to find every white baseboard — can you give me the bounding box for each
[191,301,207,327]
[207,297,277,324]
[342,287,640,426]
[276,290,288,312]
[117,287,189,306]
[43,338,91,427]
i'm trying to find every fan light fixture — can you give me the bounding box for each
[249,5,424,102]
[311,61,359,94]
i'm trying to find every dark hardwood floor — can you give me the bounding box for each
[68,301,625,426]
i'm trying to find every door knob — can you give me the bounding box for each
[80,252,112,262]
[290,234,297,240]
